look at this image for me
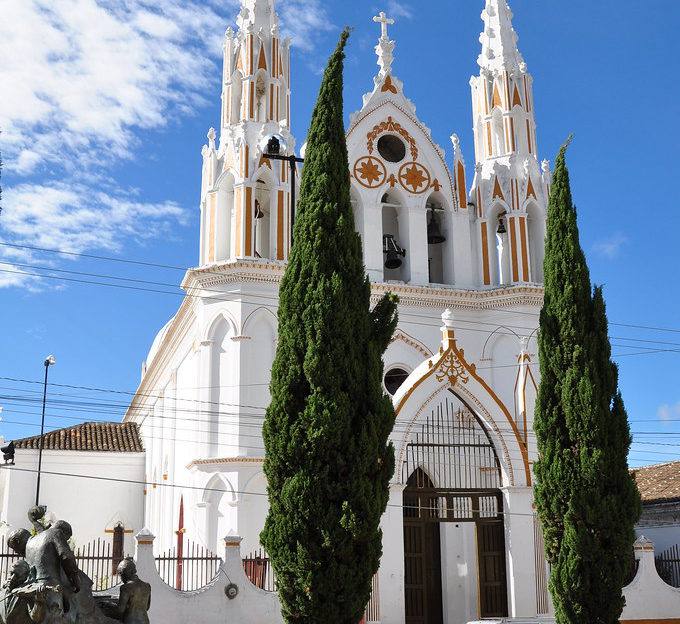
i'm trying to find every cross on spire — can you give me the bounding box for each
[373,11,394,40]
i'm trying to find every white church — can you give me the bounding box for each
[120,0,552,621]
[0,0,551,622]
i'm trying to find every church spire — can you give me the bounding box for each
[478,0,526,74]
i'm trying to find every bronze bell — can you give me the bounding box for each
[427,208,446,245]
[497,218,507,235]
[383,234,406,269]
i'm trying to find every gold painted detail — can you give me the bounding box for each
[399,161,430,194]
[435,349,470,387]
[381,75,397,93]
[366,116,418,161]
[353,156,386,188]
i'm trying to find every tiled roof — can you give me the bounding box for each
[632,461,680,504]
[14,422,143,453]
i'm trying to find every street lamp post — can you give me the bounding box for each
[263,135,304,249]
[35,355,55,506]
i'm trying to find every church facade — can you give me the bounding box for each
[125,1,551,622]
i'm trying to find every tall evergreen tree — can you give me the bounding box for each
[534,141,641,624]
[261,30,398,624]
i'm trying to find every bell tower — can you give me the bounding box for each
[469,0,550,287]
[198,0,295,266]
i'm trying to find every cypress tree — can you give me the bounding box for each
[534,141,641,624]
[261,30,398,624]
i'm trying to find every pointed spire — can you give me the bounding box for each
[478,0,526,74]
[237,0,277,34]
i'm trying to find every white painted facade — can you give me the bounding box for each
[0,448,144,555]
[125,1,553,622]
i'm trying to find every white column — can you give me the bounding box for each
[364,204,383,282]
[452,210,474,287]
[378,483,406,624]
[502,485,537,618]
[407,207,428,285]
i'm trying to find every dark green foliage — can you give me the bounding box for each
[261,29,398,624]
[533,140,641,624]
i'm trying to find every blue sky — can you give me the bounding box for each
[0,0,678,467]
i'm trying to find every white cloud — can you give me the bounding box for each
[386,0,413,20]
[0,0,330,288]
[592,232,627,259]
[658,402,680,423]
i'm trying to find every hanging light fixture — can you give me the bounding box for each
[427,206,446,245]
[383,234,406,269]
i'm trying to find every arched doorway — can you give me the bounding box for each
[402,394,508,622]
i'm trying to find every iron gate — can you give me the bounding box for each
[402,399,508,622]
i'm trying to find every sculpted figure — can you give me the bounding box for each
[24,520,79,621]
[7,530,30,558]
[0,560,33,624]
[111,560,150,624]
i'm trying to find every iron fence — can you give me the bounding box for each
[656,543,680,588]
[155,540,221,591]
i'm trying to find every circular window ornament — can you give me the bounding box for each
[384,367,410,396]
[377,134,407,163]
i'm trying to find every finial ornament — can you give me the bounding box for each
[373,11,395,79]
[373,11,394,40]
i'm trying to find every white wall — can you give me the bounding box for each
[0,449,144,556]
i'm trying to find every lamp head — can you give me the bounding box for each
[44,355,55,367]
[259,133,287,157]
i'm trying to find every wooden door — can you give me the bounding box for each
[477,521,508,618]
[403,471,443,624]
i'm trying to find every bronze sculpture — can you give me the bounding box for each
[2,507,150,624]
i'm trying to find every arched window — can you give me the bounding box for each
[425,192,454,285]
[215,173,234,262]
[526,203,545,282]
[495,213,511,285]
[278,79,287,123]
[254,179,273,258]
[382,192,410,283]
[112,524,125,574]
[492,108,505,157]
[230,71,243,123]
[255,72,267,123]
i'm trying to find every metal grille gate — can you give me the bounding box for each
[402,399,508,622]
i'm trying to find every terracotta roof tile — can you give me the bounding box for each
[14,422,143,453]
[631,461,680,504]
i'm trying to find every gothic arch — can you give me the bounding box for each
[480,325,520,360]
[203,310,239,343]
[241,306,278,337]
[392,318,531,488]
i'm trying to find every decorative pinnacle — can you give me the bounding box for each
[373,11,395,78]
[478,0,526,74]
[442,308,455,329]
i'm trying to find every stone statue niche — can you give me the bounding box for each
[1,506,150,624]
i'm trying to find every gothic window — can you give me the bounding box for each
[255,73,267,123]
[425,193,453,285]
[112,524,124,574]
[382,192,410,283]
[492,109,505,156]
[493,212,511,286]
[526,203,545,282]
[215,173,234,262]
[230,71,243,123]
[254,179,272,258]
